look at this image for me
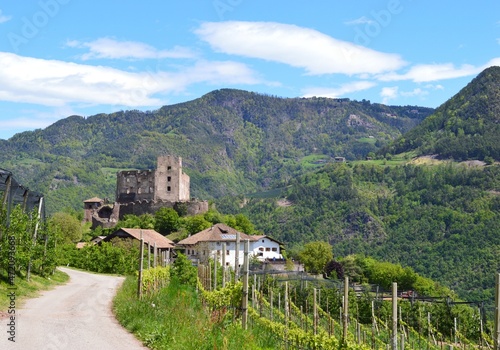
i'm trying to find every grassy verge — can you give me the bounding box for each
[0,269,69,314]
[113,275,280,350]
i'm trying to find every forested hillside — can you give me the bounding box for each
[382,65,500,161]
[216,161,500,302]
[0,89,432,214]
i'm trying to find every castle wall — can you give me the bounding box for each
[117,199,208,219]
[116,170,155,203]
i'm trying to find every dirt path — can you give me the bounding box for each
[1,267,148,350]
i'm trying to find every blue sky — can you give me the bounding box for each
[0,0,499,140]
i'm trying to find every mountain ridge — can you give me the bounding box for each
[382,65,500,160]
[0,89,433,214]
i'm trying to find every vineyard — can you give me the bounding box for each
[196,263,497,349]
[134,240,500,349]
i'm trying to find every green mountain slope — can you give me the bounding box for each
[0,89,432,214]
[218,162,500,302]
[383,65,500,160]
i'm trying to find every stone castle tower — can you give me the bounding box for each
[116,155,190,204]
[154,155,190,202]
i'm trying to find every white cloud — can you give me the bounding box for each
[378,63,478,82]
[0,10,12,24]
[195,21,406,75]
[0,52,262,107]
[400,88,428,98]
[380,86,399,104]
[68,38,196,60]
[424,84,444,90]
[344,16,375,25]
[378,59,500,83]
[302,81,376,98]
[381,86,432,104]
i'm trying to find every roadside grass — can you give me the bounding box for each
[0,269,69,312]
[113,275,280,350]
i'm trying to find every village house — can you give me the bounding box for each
[177,223,283,268]
[102,228,176,263]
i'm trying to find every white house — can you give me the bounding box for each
[177,223,283,269]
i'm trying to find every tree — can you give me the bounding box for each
[234,214,255,234]
[154,207,180,235]
[324,259,344,279]
[183,214,211,235]
[298,241,333,275]
[171,253,197,286]
[48,212,82,244]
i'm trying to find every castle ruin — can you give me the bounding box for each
[116,155,190,203]
[84,155,208,229]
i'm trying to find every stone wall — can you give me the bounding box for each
[116,169,155,203]
[117,199,208,219]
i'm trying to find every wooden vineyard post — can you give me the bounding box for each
[314,288,318,335]
[343,276,349,345]
[153,242,157,268]
[213,252,217,291]
[147,241,151,269]
[392,282,398,350]
[137,233,144,299]
[242,239,249,330]
[222,242,226,288]
[235,232,241,282]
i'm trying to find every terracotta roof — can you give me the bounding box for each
[105,228,175,249]
[84,197,103,203]
[177,223,257,245]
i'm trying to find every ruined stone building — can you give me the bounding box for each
[116,155,190,203]
[84,155,208,229]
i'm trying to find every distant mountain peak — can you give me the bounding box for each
[384,66,500,161]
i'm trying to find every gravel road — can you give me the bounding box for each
[1,267,148,350]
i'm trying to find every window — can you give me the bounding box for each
[226,262,230,266]
[167,186,171,192]
[272,248,277,252]
[258,247,264,251]
[167,166,172,171]
[226,250,230,255]
[262,240,265,243]
[167,176,171,182]
[266,247,271,252]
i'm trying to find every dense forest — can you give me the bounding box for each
[216,161,500,303]
[0,89,432,214]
